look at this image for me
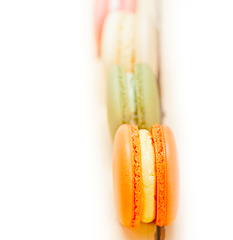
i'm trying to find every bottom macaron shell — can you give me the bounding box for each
[163,125,179,226]
[113,124,133,227]
[112,124,142,227]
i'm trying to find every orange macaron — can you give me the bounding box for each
[112,124,179,227]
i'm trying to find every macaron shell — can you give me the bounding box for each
[135,64,161,130]
[94,0,109,56]
[162,125,179,226]
[113,124,142,227]
[107,65,130,140]
[112,124,133,227]
[135,13,158,77]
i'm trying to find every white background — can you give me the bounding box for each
[0,0,233,239]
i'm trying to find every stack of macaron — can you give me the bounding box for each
[94,0,179,234]
[101,9,161,138]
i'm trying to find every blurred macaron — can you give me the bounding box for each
[107,64,161,139]
[94,0,136,56]
[101,11,158,77]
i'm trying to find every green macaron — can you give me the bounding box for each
[107,64,161,139]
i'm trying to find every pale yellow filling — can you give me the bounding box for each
[139,129,155,223]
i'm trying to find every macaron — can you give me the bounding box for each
[101,11,158,77]
[107,64,161,139]
[112,124,179,227]
[94,0,136,56]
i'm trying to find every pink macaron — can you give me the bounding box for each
[94,0,136,56]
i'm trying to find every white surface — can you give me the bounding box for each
[1,0,233,239]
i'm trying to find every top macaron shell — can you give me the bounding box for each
[101,11,158,77]
[112,124,179,227]
[112,124,135,227]
[162,125,179,226]
[107,64,161,140]
[94,0,136,55]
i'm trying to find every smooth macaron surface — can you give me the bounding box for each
[107,64,161,140]
[113,124,142,227]
[162,125,179,226]
[94,0,109,56]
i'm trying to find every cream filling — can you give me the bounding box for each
[126,72,137,124]
[139,129,156,223]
